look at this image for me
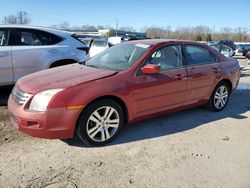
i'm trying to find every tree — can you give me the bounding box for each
[2,11,31,24]
[106,29,115,37]
[220,27,233,40]
[59,22,70,30]
[195,35,203,41]
[97,25,105,30]
[234,27,249,42]
[16,11,31,24]
[70,25,82,30]
[206,34,212,41]
[145,27,167,39]
[144,25,250,42]
[175,26,192,40]
[119,26,135,32]
[3,15,17,24]
[82,25,97,31]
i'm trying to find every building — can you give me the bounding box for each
[70,29,146,39]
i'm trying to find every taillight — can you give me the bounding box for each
[77,47,89,54]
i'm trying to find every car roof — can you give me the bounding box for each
[127,39,202,46]
[93,39,108,42]
[0,24,74,37]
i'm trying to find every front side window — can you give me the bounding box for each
[85,43,150,71]
[13,29,62,46]
[145,45,182,70]
[0,29,9,46]
[185,45,216,65]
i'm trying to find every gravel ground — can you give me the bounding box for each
[0,58,249,188]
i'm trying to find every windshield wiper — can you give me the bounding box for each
[86,64,100,69]
[78,61,86,65]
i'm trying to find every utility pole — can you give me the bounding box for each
[115,19,118,37]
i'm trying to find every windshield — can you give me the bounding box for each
[93,40,108,47]
[85,43,150,71]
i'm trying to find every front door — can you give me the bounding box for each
[0,28,13,86]
[133,45,187,118]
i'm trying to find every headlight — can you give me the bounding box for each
[29,89,63,112]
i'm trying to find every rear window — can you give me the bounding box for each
[92,40,108,47]
[185,45,216,65]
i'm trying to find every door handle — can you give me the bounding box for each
[212,67,218,73]
[0,52,9,57]
[174,74,185,80]
[48,49,58,54]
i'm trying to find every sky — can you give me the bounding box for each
[1,0,250,32]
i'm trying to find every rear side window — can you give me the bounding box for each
[185,45,216,65]
[0,29,9,46]
[12,29,63,46]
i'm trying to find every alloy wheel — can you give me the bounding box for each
[214,85,229,110]
[86,106,120,142]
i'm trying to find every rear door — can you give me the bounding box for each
[11,28,62,81]
[0,28,13,85]
[133,44,187,118]
[183,44,220,105]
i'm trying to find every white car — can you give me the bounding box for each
[209,43,235,57]
[89,39,110,57]
[108,36,124,45]
[0,25,88,86]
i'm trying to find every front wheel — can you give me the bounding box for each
[207,82,230,112]
[76,99,124,146]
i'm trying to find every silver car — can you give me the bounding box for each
[0,25,88,86]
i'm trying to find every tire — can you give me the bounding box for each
[76,99,124,146]
[207,82,230,112]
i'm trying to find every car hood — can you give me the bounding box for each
[16,64,117,94]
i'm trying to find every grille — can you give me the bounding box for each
[12,87,32,105]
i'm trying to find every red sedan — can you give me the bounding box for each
[8,40,240,146]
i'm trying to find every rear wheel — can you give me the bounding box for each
[207,82,230,112]
[76,99,124,146]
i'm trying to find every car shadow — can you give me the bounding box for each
[63,89,250,148]
[0,85,13,106]
[241,73,250,77]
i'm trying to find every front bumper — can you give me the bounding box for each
[8,94,82,139]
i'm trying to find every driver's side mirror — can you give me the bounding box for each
[141,64,160,74]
